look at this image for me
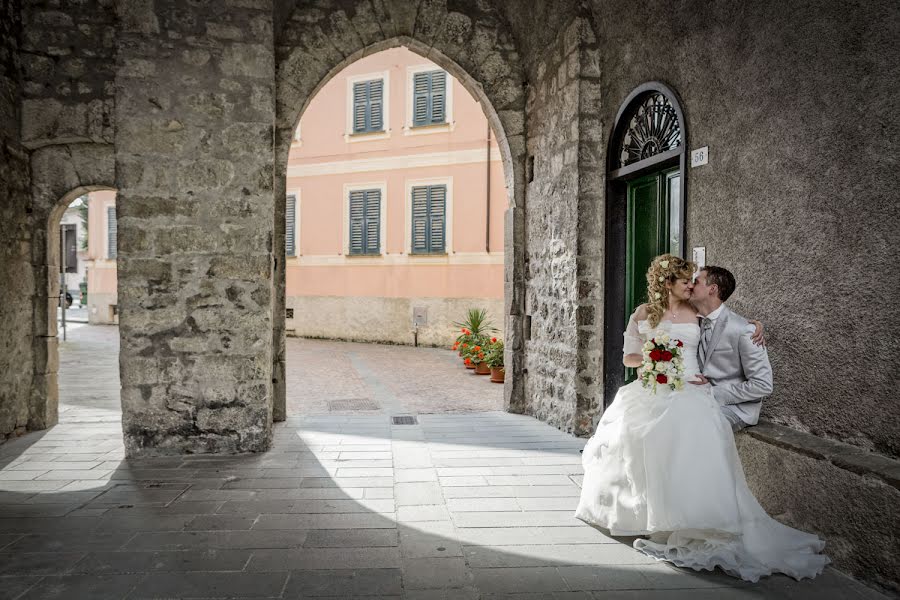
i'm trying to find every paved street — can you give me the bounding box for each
[0,325,885,599]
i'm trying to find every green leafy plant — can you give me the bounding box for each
[453,308,496,343]
[484,338,504,368]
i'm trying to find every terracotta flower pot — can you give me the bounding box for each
[465,360,475,369]
[475,362,491,375]
[490,366,505,383]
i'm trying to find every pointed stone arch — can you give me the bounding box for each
[271,1,529,419]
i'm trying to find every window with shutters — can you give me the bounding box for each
[410,184,447,254]
[285,194,297,257]
[347,189,382,255]
[351,79,384,134]
[106,206,117,259]
[412,70,446,127]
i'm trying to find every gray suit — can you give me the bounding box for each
[699,305,773,429]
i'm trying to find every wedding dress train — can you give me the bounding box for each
[575,320,830,582]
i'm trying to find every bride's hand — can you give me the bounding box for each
[750,320,766,347]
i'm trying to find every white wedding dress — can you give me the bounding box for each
[575,319,830,582]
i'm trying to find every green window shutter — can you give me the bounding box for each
[353,79,384,133]
[364,189,381,254]
[285,195,296,257]
[411,186,429,253]
[107,206,117,259]
[348,190,366,254]
[368,79,383,132]
[427,185,446,252]
[413,72,430,126]
[429,71,446,124]
[412,71,447,127]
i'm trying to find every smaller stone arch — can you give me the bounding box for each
[29,143,115,431]
[602,82,688,405]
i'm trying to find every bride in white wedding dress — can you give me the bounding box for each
[575,255,830,582]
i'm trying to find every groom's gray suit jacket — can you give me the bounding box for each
[699,305,773,426]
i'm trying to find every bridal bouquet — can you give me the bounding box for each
[640,333,685,393]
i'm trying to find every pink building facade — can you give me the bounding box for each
[284,47,506,345]
[84,47,506,344]
[84,190,118,324]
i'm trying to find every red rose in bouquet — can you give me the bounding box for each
[656,373,668,384]
[661,350,673,361]
[649,349,662,361]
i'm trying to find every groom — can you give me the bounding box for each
[689,266,773,431]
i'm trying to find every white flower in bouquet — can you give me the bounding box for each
[655,362,668,372]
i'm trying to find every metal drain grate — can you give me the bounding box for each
[328,398,380,411]
[391,415,418,425]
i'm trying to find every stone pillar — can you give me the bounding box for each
[115,0,276,456]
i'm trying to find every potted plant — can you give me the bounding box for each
[453,328,477,368]
[460,335,490,374]
[485,338,505,383]
[453,309,496,369]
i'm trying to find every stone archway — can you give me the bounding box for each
[28,143,116,432]
[271,2,529,421]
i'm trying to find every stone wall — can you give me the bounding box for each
[114,0,277,456]
[286,295,505,348]
[19,0,116,149]
[737,430,900,594]
[521,16,604,435]
[587,0,899,459]
[0,0,34,443]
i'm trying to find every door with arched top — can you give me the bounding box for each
[605,85,687,398]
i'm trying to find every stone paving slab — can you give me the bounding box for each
[0,326,889,599]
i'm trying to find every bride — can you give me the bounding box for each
[575,254,830,582]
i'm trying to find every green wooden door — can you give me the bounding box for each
[624,168,681,382]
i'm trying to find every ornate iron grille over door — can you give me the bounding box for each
[617,93,682,169]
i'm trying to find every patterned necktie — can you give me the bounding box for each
[699,317,713,367]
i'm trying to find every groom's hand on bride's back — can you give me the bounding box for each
[749,320,766,347]
[689,374,709,385]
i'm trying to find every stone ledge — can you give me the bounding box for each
[744,420,900,491]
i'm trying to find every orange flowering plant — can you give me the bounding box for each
[460,334,490,365]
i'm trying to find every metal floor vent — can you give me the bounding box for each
[391,415,418,425]
[328,398,380,411]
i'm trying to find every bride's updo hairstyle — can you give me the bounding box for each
[645,254,697,327]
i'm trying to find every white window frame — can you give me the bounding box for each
[286,189,301,259]
[342,181,388,256]
[404,176,453,256]
[404,64,455,136]
[345,70,391,143]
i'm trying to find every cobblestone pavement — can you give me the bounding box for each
[0,325,882,598]
[58,325,504,420]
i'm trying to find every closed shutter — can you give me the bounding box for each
[411,186,429,253]
[107,206,117,259]
[352,79,384,133]
[348,190,366,254]
[285,194,296,257]
[427,185,446,252]
[429,71,446,124]
[413,71,446,127]
[368,79,383,131]
[352,82,368,133]
[413,72,430,126]
[363,190,380,255]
